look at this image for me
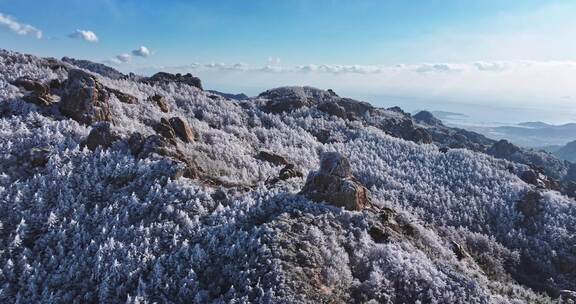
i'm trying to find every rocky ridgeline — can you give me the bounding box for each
[9,55,576,199]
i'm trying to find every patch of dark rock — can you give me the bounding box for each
[317,102,347,119]
[146,72,203,90]
[84,122,120,151]
[206,90,249,100]
[487,140,521,159]
[267,164,303,185]
[27,147,50,168]
[169,117,195,143]
[451,241,470,260]
[62,56,126,80]
[256,150,288,166]
[154,118,177,143]
[107,87,137,104]
[11,77,55,106]
[413,110,443,126]
[149,94,169,113]
[310,129,333,144]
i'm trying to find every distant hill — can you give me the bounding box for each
[554,140,576,162]
[464,121,576,147]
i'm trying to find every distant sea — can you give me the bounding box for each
[358,94,576,127]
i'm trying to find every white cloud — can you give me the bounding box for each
[267,57,281,65]
[68,30,99,42]
[0,12,42,39]
[116,53,131,63]
[132,46,151,57]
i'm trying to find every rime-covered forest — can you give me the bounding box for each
[1,49,575,303]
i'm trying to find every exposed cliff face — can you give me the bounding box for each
[1,49,575,303]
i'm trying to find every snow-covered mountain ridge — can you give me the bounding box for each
[1,49,575,303]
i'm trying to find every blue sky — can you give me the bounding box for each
[2,0,575,65]
[2,0,576,123]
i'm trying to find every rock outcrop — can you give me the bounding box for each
[150,94,169,113]
[256,150,288,166]
[154,118,177,143]
[11,77,54,106]
[129,133,198,179]
[300,152,371,211]
[59,69,112,125]
[169,117,195,143]
[259,87,338,113]
[413,111,443,126]
[146,72,203,90]
[107,87,137,104]
[84,122,119,150]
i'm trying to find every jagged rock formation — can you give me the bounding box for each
[301,152,371,211]
[59,69,113,124]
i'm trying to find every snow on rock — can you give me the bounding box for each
[301,152,371,211]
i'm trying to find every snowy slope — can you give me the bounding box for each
[1,50,575,303]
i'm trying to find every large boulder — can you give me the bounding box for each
[169,117,195,143]
[300,152,371,211]
[59,69,112,125]
[84,122,120,151]
[146,72,203,90]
